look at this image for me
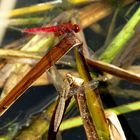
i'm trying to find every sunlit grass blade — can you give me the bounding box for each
[0,0,99,18]
[99,7,140,63]
[68,0,101,4]
[74,47,110,140]
[8,17,49,26]
[106,101,140,115]
[0,49,41,60]
[0,1,57,18]
[60,101,140,131]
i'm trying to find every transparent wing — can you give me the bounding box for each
[48,66,71,97]
[66,74,99,96]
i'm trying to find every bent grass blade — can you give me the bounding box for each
[0,33,82,117]
[75,46,110,139]
[86,58,140,84]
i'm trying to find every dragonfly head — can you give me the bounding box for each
[72,24,80,33]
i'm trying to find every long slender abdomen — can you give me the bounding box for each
[23,26,58,33]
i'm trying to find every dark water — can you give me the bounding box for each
[0,85,57,127]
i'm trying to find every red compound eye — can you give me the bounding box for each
[73,24,80,33]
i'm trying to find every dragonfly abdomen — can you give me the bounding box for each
[23,26,58,33]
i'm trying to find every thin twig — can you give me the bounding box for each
[104,8,120,46]
[76,91,99,140]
